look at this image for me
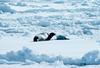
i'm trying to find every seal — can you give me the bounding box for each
[33,32,56,42]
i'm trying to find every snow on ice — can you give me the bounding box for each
[0,0,100,68]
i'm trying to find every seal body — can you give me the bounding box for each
[46,32,56,40]
[33,33,49,42]
[33,32,69,42]
[56,35,69,40]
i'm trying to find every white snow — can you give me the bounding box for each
[0,37,100,59]
[0,0,100,68]
[0,64,100,68]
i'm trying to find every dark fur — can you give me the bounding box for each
[46,32,56,40]
[33,36,39,42]
[33,32,56,42]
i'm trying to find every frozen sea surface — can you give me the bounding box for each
[0,0,100,68]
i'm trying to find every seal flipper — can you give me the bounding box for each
[33,36,38,42]
[46,32,56,40]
